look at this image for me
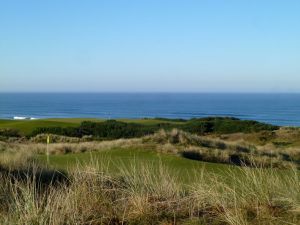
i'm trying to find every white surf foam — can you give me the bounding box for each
[13,116,38,120]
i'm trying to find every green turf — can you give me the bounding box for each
[0,119,79,135]
[0,118,184,135]
[36,149,295,187]
[36,148,239,183]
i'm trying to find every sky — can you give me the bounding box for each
[1,0,300,93]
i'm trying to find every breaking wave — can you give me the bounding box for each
[13,116,38,120]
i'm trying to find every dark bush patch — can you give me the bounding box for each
[0,165,69,187]
[229,154,250,166]
[183,117,278,135]
[234,145,251,153]
[0,129,21,137]
[181,151,203,161]
[153,117,187,122]
[215,141,227,150]
[29,117,279,139]
[280,153,292,162]
[260,152,277,158]
[272,141,291,147]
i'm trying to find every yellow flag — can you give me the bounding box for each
[47,135,50,144]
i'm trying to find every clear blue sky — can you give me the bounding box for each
[1,0,300,92]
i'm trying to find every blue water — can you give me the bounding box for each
[1,93,300,126]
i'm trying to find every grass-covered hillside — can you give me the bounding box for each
[1,117,299,169]
[0,117,299,224]
[0,117,278,138]
[0,133,299,224]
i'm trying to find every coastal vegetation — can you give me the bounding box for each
[0,117,278,138]
[0,117,299,224]
[0,148,299,224]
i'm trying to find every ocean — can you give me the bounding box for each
[1,93,300,126]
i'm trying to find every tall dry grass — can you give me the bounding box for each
[0,156,299,225]
[0,138,143,155]
[1,128,299,169]
[145,129,299,168]
[2,128,299,169]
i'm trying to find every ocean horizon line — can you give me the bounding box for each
[1,92,300,95]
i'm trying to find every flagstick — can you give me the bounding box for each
[47,135,50,164]
[47,144,49,164]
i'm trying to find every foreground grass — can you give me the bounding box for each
[0,154,299,225]
[0,128,299,224]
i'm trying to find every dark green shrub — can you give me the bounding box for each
[181,151,203,161]
[182,117,278,135]
[29,117,279,139]
[0,129,21,137]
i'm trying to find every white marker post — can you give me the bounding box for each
[46,135,50,164]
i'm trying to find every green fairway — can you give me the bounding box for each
[36,148,240,183]
[0,118,184,136]
[0,119,80,135]
[35,146,295,184]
